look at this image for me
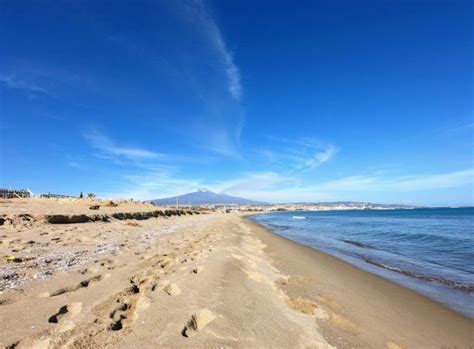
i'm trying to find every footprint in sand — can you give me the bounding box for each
[48,302,82,333]
[328,312,358,334]
[48,274,109,297]
[285,297,317,315]
[108,284,145,331]
[109,302,132,331]
[191,266,204,274]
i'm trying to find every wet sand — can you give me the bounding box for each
[0,199,472,348]
[247,219,474,348]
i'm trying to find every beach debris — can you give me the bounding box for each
[5,256,23,263]
[89,205,100,210]
[1,239,121,291]
[2,271,19,281]
[164,282,181,296]
[182,309,215,337]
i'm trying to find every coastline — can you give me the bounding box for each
[1,200,472,348]
[249,208,474,319]
[244,216,474,348]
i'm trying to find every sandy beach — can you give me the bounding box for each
[0,199,472,348]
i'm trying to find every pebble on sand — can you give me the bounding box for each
[163,282,181,296]
[182,309,215,337]
[191,309,214,330]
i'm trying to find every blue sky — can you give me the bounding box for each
[0,0,472,206]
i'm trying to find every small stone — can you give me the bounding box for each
[182,309,215,337]
[163,283,181,296]
[191,309,214,330]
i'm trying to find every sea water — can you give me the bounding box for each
[251,207,474,318]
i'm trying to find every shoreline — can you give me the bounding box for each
[244,216,474,347]
[248,209,474,319]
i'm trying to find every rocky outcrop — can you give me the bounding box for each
[44,214,109,224]
[0,209,195,226]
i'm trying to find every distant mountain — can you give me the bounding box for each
[151,188,265,206]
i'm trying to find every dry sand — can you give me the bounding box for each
[0,199,472,348]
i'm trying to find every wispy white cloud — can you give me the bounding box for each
[96,1,245,158]
[225,58,242,101]
[0,74,53,96]
[0,69,99,111]
[157,0,245,157]
[67,161,82,169]
[255,138,338,172]
[189,0,242,101]
[299,169,474,194]
[442,121,474,136]
[84,129,163,160]
[383,169,474,192]
[189,121,244,157]
[304,144,338,169]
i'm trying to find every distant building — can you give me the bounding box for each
[0,188,32,198]
[40,193,77,199]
